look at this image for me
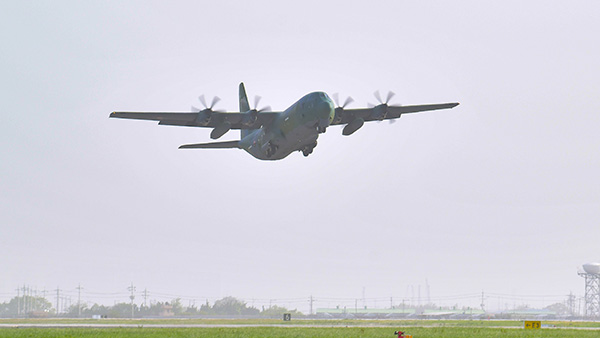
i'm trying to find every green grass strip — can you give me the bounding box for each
[0,327,599,338]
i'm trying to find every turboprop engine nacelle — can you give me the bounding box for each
[342,118,364,136]
[371,104,388,120]
[210,121,231,139]
[241,110,258,127]
[195,110,212,126]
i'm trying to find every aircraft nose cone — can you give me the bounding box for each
[319,99,334,118]
[318,99,334,128]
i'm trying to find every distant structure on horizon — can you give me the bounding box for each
[578,262,600,317]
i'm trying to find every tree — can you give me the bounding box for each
[87,303,111,317]
[171,298,184,315]
[260,305,304,318]
[64,303,88,317]
[211,297,259,315]
[545,302,569,316]
[108,302,138,318]
[0,296,53,317]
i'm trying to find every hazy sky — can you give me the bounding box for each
[1,1,599,312]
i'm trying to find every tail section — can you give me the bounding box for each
[239,82,252,138]
[239,82,250,113]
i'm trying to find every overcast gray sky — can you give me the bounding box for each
[1,1,599,312]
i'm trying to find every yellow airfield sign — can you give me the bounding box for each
[524,321,541,329]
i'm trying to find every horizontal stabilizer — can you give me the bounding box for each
[392,102,459,114]
[179,140,241,149]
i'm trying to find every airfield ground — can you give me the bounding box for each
[1,319,600,337]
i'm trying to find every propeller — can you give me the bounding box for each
[332,93,354,109]
[373,90,395,105]
[251,95,271,113]
[191,94,224,112]
[370,90,399,123]
[332,93,354,124]
[242,95,271,127]
[191,94,224,126]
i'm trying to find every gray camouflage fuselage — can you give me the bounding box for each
[239,92,334,160]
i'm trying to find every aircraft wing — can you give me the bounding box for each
[109,111,280,129]
[330,102,459,125]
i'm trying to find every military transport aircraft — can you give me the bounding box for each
[110,83,458,160]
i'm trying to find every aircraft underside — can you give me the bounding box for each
[242,124,320,160]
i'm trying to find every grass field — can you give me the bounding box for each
[1,319,600,337]
[1,326,600,338]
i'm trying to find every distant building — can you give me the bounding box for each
[159,303,174,317]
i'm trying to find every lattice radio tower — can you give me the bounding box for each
[578,263,600,317]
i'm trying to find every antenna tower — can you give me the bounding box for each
[579,263,600,318]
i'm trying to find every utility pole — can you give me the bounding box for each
[309,295,313,315]
[481,291,485,312]
[55,287,61,315]
[567,292,576,316]
[15,288,20,317]
[22,285,28,315]
[31,286,36,312]
[34,287,38,312]
[142,288,149,309]
[76,283,83,318]
[26,285,31,314]
[362,287,366,309]
[128,283,136,319]
[390,297,393,309]
[33,287,37,312]
[30,286,35,313]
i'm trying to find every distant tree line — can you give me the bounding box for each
[0,295,303,318]
[0,295,53,317]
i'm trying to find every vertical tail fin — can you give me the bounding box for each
[239,82,251,139]
[239,82,250,113]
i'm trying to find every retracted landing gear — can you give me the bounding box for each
[265,142,278,158]
[315,121,327,134]
[302,141,318,157]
